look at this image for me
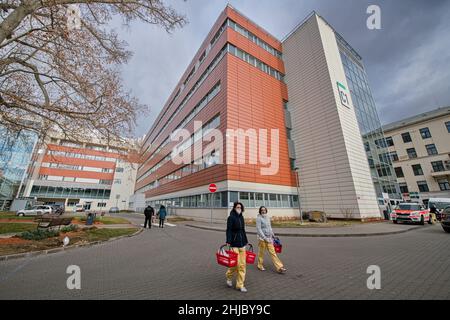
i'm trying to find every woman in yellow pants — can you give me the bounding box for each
[225,202,249,293]
[256,206,286,274]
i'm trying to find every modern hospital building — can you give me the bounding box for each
[133,5,399,221]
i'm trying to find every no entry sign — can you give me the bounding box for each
[209,183,217,193]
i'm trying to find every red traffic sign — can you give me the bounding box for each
[209,183,217,193]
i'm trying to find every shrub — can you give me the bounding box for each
[19,229,60,240]
[61,225,78,233]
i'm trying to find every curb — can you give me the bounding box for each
[0,228,143,262]
[185,224,423,238]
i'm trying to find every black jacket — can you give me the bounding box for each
[144,206,154,218]
[226,209,248,248]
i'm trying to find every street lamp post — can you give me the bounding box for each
[294,167,303,225]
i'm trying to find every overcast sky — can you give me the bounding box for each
[111,0,450,138]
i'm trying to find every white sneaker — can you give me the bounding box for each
[239,287,248,293]
[226,280,233,288]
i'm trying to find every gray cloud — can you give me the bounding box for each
[110,0,450,137]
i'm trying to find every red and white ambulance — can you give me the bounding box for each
[390,203,432,225]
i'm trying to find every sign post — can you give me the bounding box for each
[209,183,217,224]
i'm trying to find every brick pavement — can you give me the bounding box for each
[0,222,449,300]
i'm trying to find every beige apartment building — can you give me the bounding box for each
[382,107,450,203]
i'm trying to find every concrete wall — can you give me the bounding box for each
[282,14,381,219]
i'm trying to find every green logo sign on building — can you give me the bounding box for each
[337,81,350,108]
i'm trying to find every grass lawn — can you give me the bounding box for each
[0,212,34,220]
[167,217,194,223]
[0,223,36,234]
[246,219,365,228]
[0,227,138,256]
[83,228,138,241]
[71,216,131,225]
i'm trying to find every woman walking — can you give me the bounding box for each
[256,206,287,274]
[225,202,249,293]
[158,205,167,228]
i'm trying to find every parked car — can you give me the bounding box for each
[109,207,119,213]
[74,204,85,212]
[428,198,450,221]
[440,206,450,233]
[16,205,53,217]
[390,203,432,225]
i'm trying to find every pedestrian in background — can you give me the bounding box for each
[143,205,154,229]
[225,201,249,293]
[256,206,286,274]
[158,205,167,228]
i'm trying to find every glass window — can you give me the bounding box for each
[438,180,450,191]
[417,181,429,192]
[385,137,394,146]
[419,127,432,139]
[255,193,264,207]
[407,148,417,159]
[431,161,445,172]
[269,194,278,207]
[426,144,438,156]
[280,194,289,207]
[390,152,399,162]
[399,183,408,194]
[402,132,412,143]
[239,192,250,208]
[292,195,299,208]
[412,164,423,176]
[394,167,404,178]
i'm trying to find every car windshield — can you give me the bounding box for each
[397,204,421,210]
[429,202,450,210]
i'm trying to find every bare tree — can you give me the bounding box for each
[0,0,186,145]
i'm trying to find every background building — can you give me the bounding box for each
[282,12,382,219]
[135,5,299,221]
[0,126,38,210]
[382,107,450,203]
[22,134,138,212]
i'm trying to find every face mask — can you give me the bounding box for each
[236,208,242,214]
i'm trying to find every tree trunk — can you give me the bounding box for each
[0,1,40,45]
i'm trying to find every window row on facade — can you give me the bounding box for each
[137,109,221,184]
[47,150,117,162]
[37,175,120,185]
[383,122,450,146]
[30,185,111,199]
[227,43,284,81]
[399,179,450,193]
[141,44,227,159]
[148,191,299,209]
[394,160,450,179]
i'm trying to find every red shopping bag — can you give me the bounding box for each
[273,237,282,253]
[216,245,238,267]
[245,244,256,264]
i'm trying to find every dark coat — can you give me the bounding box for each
[226,209,248,248]
[144,206,154,218]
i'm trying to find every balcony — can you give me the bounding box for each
[430,170,450,178]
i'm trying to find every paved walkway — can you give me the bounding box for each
[1,222,448,299]
[185,221,422,237]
